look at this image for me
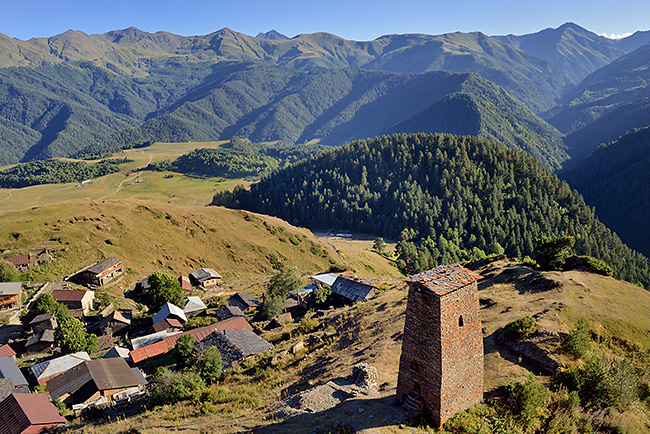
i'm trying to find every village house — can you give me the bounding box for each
[51,289,95,314]
[0,255,29,272]
[183,296,207,317]
[47,358,147,408]
[130,316,253,364]
[179,275,192,291]
[196,327,272,369]
[96,310,132,336]
[215,305,246,321]
[25,330,55,355]
[228,292,262,311]
[331,276,376,302]
[0,393,66,434]
[0,282,21,310]
[152,302,187,333]
[30,351,90,386]
[103,346,130,361]
[189,267,221,289]
[29,312,57,334]
[0,357,29,393]
[80,257,123,286]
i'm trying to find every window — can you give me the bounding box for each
[410,360,420,372]
[459,315,464,327]
[413,381,421,394]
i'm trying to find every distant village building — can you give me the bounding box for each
[189,268,221,289]
[96,310,132,336]
[152,302,187,332]
[396,264,483,427]
[228,292,261,311]
[29,312,57,334]
[80,257,123,286]
[311,273,338,288]
[331,276,376,302]
[196,328,272,369]
[215,305,246,321]
[1,255,29,272]
[103,346,130,361]
[25,330,55,354]
[179,275,192,291]
[0,393,66,434]
[47,358,146,408]
[30,352,91,386]
[0,282,21,310]
[51,290,95,314]
[183,296,207,317]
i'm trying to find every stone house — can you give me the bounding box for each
[80,257,123,286]
[228,292,261,311]
[396,264,483,427]
[0,357,29,393]
[25,330,55,354]
[183,296,207,317]
[29,312,57,334]
[96,310,132,336]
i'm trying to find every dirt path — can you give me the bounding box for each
[0,191,12,204]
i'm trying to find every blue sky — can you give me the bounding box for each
[1,0,647,41]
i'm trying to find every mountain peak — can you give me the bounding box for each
[256,30,289,40]
[105,27,151,44]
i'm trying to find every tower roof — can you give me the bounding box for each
[406,264,481,295]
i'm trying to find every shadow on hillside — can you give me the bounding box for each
[483,329,557,376]
[251,393,412,434]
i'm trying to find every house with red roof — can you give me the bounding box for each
[0,393,65,434]
[51,290,94,314]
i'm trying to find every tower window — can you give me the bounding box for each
[410,360,420,372]
[459,315,464,327]
[413,381,421,394]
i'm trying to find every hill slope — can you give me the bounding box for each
[562,127,650,257]
[213,133,650,288]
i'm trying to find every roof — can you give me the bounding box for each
[86,256,122,275]
[29,312,55,325]
[215,305,245,321]
[179,276,191,291]
[26,330,55,347]
[130,330,180,350]
[331,277,376,302]
[0,379,14,402]
[97,334,114,351]
[229,292,261,308]
[1,255,29,267]
[0,393,65,433]
[97,310,132,329]
[312,272,338,287]
[222,328,272,356]
[103,346,130,360]
[0,283,21,297]
[30,351,90,381]
[184,296,207,314]
[130,316,252,364]
[0,358,28,388]
[0,346,15,359]
[190,267,221,282]
[406,264,482,295]
[152,302,187,325]
[51,289,92,302]
[48,358,141,400]
[153,318,183,333]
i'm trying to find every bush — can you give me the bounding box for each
[522,256,539,268]
[196,347,223,385]
[536,235,575,270]
[566,318,591,358]
[504,316,536,339]
[0,261,20,282]
[260,294,285,320]
[175,333,196,359]
[149,368,205,405]
[313,284,331,305]
[580,256,614,276]
[297,317,320,335]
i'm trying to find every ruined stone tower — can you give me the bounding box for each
[396,264,483,426]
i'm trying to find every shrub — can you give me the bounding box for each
[512,375,548,430]
[504,316,536,339]
[297,317,320,335]
[536,235,575,270]
[260,294,285,320]
[175,333,196,359]
[580,256,614,277]
[522,256,539,268]
[566,318,591,358]
[149,368,205,405]
[313,284,332,305]
[196,347,223,385]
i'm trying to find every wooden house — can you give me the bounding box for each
[152,302,187,333]
[0,393,66,434]
[80,257,123,286]
[0,283,21,310]
[51,290,95,314]
[25,330,55,355]
[215,305,246,321]
[0,255,29,272]
[189,268,221,288]
[47,358,146,407]
[30,352,90,386]
[331,276,376,303]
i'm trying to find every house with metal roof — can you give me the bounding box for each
[152,302,187,333]
[312,272,338,287]
[331,276,376,303]
[51,289,95,314]
[228,292,261,311]
[184,296,207,317]
[30,351,90,386]
[80,257,124,286]
[0,358,28,392]
[0,283,21,310]
[47,358,146,407]
[0,393,66,434]
[189,267,221,288]
[103,346,130,361]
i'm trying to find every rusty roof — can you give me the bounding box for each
[406,264,481,295]
[153,318,183,333]
[0,393,65,432]
[51,289,91,302]
[0,346,14,359]
[48,358,140,400]
[1,255,29,267]
[86,256,122,275]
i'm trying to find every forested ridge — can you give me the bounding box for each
[213,133,650,288]
[0,158,129,188]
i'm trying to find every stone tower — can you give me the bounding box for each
[396,264,483,426]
